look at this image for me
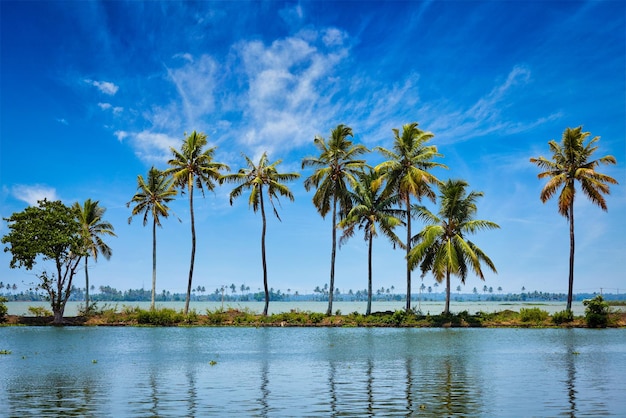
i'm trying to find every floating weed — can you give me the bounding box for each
[209,360,217,366]
[0,350,12,355]
[92,359,98,364]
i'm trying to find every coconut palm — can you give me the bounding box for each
[73,199,116,314]
[166,131,229,314]
[127,167,178,310]
[338,169,404,315]
[374,122,446,312]
[408,179,499,314]
[530,126,618,312]
[302,124,369,315]
[220,152,300,316]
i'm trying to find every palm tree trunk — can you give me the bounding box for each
[260,187,270,316]
[185,183,195,315]
[151,217,157,310]
[444,272,451,315]
[84,257,90,314]
[566,200,575,312]
[405,195,412,313]
[366,230,373,316]
[327,197,337,316]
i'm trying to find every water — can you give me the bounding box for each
[1,327,625,416]
[5,300,595,316]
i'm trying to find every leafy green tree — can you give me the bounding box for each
[338,169,403,315]
[2,200,85,324]
[530,126,618,312]
[374,122,446,312]
[302,124,368,315]
[73,199,116,313]
[167,131,229,314]
[409,179,500,314]
[221,152,300,315]
[128,167,178,310]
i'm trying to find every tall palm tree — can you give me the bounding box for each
[408,179,499,314]
[220,152,300,316]
[302,124,369,315]
[127,167,178,310]
[73,199,116,314]
[530,126,617,312]
[338,169,404,315]
[166,131,229,315]
[374,122,446,312]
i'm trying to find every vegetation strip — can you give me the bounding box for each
[2,297,624,328]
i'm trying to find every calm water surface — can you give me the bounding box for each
[1,327,625,417]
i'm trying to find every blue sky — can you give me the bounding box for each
[1,0,624,298]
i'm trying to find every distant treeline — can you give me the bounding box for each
[1,285,622,303]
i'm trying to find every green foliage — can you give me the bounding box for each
[136,307,185,326]
[519,307,549,323]
[0,296,7,320]
[583,295,609,328]
[309,312,326,324]
[552,309,574,325]
[2,199,84,270]
[2,200,85,324]
[27,306,52,317]
[205,309,228,325]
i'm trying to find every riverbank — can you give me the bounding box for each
[3,306,625,328]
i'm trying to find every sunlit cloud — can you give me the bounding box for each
[129,130,179,163]
[11,184,59,206]
[85,79,119,95]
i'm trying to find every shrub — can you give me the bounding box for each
[552,309,574,325]
[27,306,52,317]
[309,312,326,324]
[136,308,184,326]
[0,297,7,321]
[519,307,549,323]
[583,295,609,328]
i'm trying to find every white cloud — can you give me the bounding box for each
[129,130,179,163]
[234,31,349,155]
[114,131,128,141]
[85,79,119,95]
[422,65,561,144]
[55,118,68,125]
[11,185,59,206]
[167,54,217,129]
[99,102,123,115]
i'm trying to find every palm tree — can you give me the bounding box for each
[73,199,116,313]
[338,169,403,315]
[167,131,229,314]
[374,122,446,312]
[408,179,500,314]
[221,152,300,315]
[127,167,178,310]
[302,124,368,315]
[530,126,618,312]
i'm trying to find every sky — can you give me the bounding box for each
[1,0,624,298]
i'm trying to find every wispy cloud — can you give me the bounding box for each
[233,29,349,156]
[127,130,179,164]
[11,184,59,206]
[98,102,123,115]
[422,66,562,144]
[55,118,69,125]
[85,79,119,95]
